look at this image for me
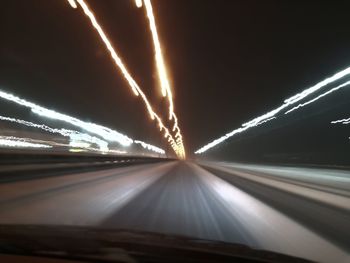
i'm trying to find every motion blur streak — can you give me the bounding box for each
[153,114,178,151]
[0,90,167,154]
[255,117,276,127]
[284,80,350,114]
[331,117,350,125]
[0,136,52,149]
[135,0,142,8]
[0,115,73,137]
[67,0,77,9]
[142,0,186,157]
[0,115,111,151]
[134,140,165,154]
[285,67,350,104]
[69,0,183,158]
[73,0,139,96]
[0,89,133,146]
[1,162,348,263]
[143,0,172,101]
[195,66,350,154]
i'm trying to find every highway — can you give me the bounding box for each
[0,160,349,263]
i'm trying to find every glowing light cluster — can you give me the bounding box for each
[0,136,52,149]
[67,0,184,158]
[134,140,165,154]
[195,66,350,154]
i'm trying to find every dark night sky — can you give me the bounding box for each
[1,0,350,156]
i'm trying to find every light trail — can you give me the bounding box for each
[0,91,168,156]
[68,0,184,158]
[195,66,350,154]
[0,91,167,153]
[255,117,277,127]
[140,0,185,156]
[0,136,52,149]
[67,0,77,8]
[331,117,350,125]
[69,132,108,151]
[331,117,350,141]
[0,89,133,146]
[0,97,165,154]
[0,115,73,137]
[0,115,109,151]
[143,0,172,100]
[69,0,139,97]
[69,140,91,149]
[285,80,350,114]
[134,140,165,154]
[241,66,350,128]
[284,67,350,105]
[153,113,181,156]
[135,0,143,8]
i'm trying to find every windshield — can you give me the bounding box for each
[0,1,349,263]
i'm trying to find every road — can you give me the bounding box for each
[0,160,349,263]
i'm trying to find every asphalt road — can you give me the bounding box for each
[0,161,349,263]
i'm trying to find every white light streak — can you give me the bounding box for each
[195,66,350,154]
[0,114,111,151]
[331,117,350,125]
[69,132,109,151]
[0,91,166,154]
[255,117,277,127]
[134,140,165,154]
[69,140,91,149]
[0,136,52,149]
[285,80,350,114]
[0,90,133,146]
[106,149,128,154]
[0,115,73,136]
[284,67,350,104]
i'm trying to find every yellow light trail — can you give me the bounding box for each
[67,0,184,158]
[141,0,185,157]
[143,0,171,99]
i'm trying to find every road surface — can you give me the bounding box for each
[0,161,349,262]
